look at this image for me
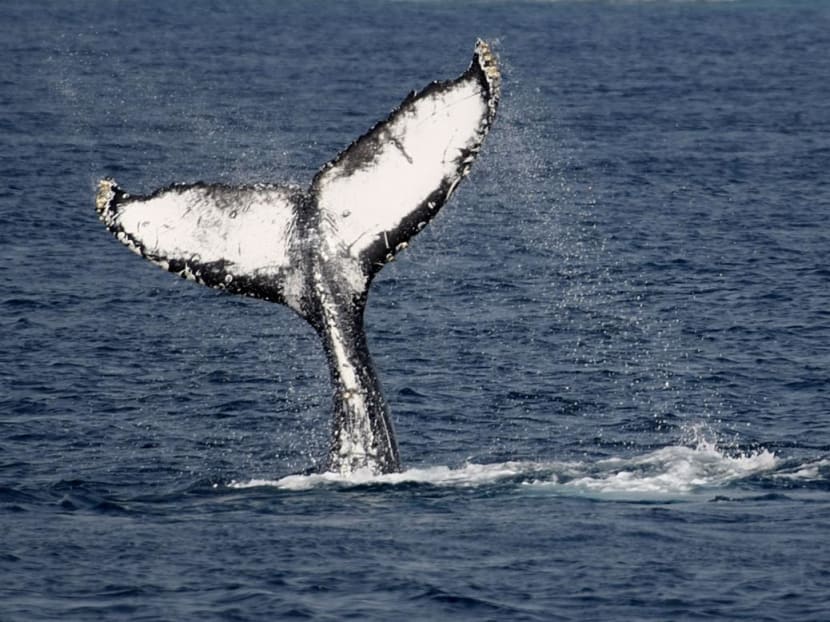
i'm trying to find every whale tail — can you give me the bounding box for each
[95,40,500,474]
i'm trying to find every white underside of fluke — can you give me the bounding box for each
[314,78,490,261]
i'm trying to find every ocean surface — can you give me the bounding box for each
[2,1,829,620]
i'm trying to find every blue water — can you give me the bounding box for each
[2,1,829,619]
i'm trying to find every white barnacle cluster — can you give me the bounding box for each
[454,40,500,183]
[95,178,116,219]
[95,178,145,258]
[474,38,501,119]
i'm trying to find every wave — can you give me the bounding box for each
[770,457,830,483]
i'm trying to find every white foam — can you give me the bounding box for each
[231,461,534,491]
[228,441,781,497]
[540,441,778,497]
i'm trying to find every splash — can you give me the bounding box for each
[229,440,778,497]
[541,441,777,497]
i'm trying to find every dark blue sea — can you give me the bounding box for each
[2,1,829,620]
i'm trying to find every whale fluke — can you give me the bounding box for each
[96,40,500,474]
